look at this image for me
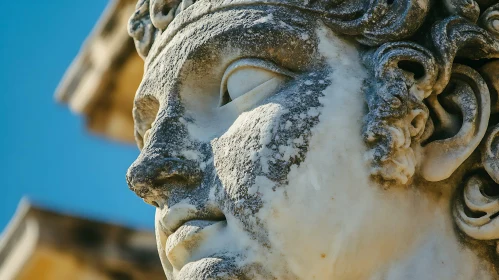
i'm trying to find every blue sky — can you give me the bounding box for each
[0,1,154,231]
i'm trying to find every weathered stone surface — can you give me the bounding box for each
[57,0,142,143]
[125,0,499,279]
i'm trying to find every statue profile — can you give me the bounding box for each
[125,0,499,278]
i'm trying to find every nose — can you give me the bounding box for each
[126,114,203,206]
[126,152,203,202]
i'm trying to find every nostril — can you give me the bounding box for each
[154,174,189,186]
[151,158,203,189]
[142,197,161,208]
[127,154,204,204]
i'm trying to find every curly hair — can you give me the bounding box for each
[363,15,499,182]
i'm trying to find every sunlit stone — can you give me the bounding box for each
[125,0,499,279]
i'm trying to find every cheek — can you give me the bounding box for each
[253,68,372,277]
[208,86,325,255]
[211,103,285,208]
[210,79,325,198]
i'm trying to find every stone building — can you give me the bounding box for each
[0,201,163,280]
[56,0,142,143]
[0,1,159,279]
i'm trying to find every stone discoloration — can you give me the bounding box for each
[125,0,499,279]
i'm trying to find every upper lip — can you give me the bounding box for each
[157,204,227,270]
[158,204,226,236]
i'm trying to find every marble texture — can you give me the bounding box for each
[125,0,499,279]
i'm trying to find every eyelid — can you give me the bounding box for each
[219,58,296,106]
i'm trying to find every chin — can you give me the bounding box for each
[155,217,274,279]
[166,254,274,280]
[176,257,241,280]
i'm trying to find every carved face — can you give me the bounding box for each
[126,3,499,280]
[127,8,366,278]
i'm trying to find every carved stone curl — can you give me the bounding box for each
[454,60,499,249]
[480,3,499,37]
[455,174,499,240]
[443,0,480,22]
[362,42,437,184]
[483,124,499,185]
[128,0,158,58]
[454,124,499,242]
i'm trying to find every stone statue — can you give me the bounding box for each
[125,0,499,279]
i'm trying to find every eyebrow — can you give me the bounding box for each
[145,15,230,72]
[146,3,314,68]
[137,10,315,103]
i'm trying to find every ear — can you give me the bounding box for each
[421,64,491,182]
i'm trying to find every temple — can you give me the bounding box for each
[0,200,163,280]
[55,0,142,143]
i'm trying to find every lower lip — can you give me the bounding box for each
[165,219,226,270]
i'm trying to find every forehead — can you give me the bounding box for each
[135,6,320,103]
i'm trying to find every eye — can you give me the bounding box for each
[219,58,295,106]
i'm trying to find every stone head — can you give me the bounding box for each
[125,0,499,278]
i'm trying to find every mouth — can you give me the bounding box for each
[157,205,227,270]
